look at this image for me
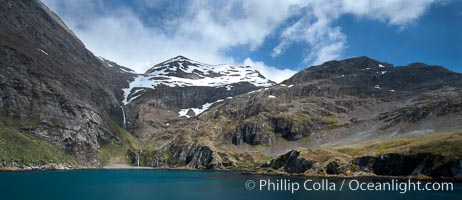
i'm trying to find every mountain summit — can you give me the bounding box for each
[145,55,272,86]
[123,56,274,104]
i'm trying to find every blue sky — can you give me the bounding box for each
[245,1,462,72]
[43,0,461,82]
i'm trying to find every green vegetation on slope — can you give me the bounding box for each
[337,132,462,158]
[0,121,76,167]
[99,143,130,166]
[109,122,141,150]
[99,122,142,166]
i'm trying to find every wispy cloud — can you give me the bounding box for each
[42,0,438,82]
[43,0,296,75]
[272,0,439,66]
[243,58,296,83]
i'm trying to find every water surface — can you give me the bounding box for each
[0,169,460,200]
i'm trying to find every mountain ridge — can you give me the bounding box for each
[137,56,462,178]
[0,0,461,178]
[0,0,135,166]
[122,55,274,105]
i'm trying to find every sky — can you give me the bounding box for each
[42,0,462,83]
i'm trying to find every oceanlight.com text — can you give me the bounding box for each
[244,179,454,194]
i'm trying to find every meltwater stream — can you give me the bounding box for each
[120,106,141,166]
[120,105,127,129]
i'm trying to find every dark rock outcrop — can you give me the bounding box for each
[143,143,217,169]
[261,150,314,174]
[224,120,275,145]
[353,153,429,176]
[261,151,462,178]
[353,153,462,178]
[325,158,350,175]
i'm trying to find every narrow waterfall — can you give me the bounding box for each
[137,149,142,167]
[120,106,127,129]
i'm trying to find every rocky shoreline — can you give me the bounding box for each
[0,163,75,171]
[1,165,461,182]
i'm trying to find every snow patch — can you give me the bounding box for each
[374,85,381,89]
[178,99,224,118]
[268,95,276,98]
[122,76,153,104]
[119,68,133,73]
[379,64,385,68]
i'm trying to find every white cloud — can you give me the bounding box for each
[243,58,297,83]
[341,0,437,26]
[272,0,439,67]
[42,0,299,78]
[42,0,439,79]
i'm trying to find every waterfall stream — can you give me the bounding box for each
[137,149,142,167]
[120,106,127,129]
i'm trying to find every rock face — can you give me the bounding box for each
[143,142,232,169]
[225,120,275,145]
[353,154,462,177]
[261,150,314,173]
[0,0,134,166]
[353,154,429,176]
[121,56,275,142]
[259,150,462,178]
[259,149,353,175]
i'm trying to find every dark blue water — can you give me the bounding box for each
[0,169,460,200]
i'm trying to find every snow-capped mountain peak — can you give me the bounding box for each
[145,55,210,76]
[122,56,275,105]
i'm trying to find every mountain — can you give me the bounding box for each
[120,56,275,142]
[1,0,461,178]
[0,0,136,167]
[283,56,461,96]
[123,55,274,105]
[139,56,462,178]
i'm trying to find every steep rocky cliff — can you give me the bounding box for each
[0,0,135,167]
[141,56,462,178]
